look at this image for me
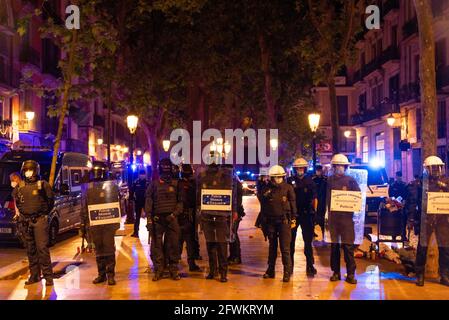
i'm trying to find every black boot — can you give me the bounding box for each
[330,272,341,282]
[416,274,425,287]
[188,261,201,272]
[152,271,164,281]
[306,264,317,277]
[220,269,228,283]
[105,255,116,286]
[25,276,41,285]
[282,272,291,282]
[345,274,357,285]
[263,266,275,279]
[170,268,181,281]
[93,256,107,284]
[45,278,54,286]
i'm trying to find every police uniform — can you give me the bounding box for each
[229,177,244,264]
[287,175,317,272]
[259,181,296,279]
[313,173,327,236]
[132,177,148,236]
[145,175,183,280]
[413,176,449,281]
[178,175,200,271]
[13,174,54,284]
[197,164,235,282]
[326,174,361,278]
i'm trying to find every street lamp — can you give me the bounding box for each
[162,139,171,152]
[344,130,351,138]
[224,141,231,155]
[308,112,321,173]
[126,114,139,224]
[269,138,278,151]
[25,111,35,121]
[387,113,396,127]
[97,138,103,145]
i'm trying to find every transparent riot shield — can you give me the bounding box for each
[325,168,367,245]
[86,180,122,226]
[420,173,449,247]
[197,165,233,242]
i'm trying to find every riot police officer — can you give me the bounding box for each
[326,154,360,285]
[13,160,54,286]
[178,164,201,272]
[229,170,244,265]
[145,158,183,281]
[287,157,317,277]
[389,171,408,200]
[197,160,235,282]
[131,170,148,238]
[82,168,120,286]
[313,165,327,238]
[259,165,296,282]
[407,156,449,287]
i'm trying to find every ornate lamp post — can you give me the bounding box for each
[308,113,320,173]
[126,115,138,224]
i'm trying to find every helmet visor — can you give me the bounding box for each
[424,165,445,177]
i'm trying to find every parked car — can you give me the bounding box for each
[0,149,92,245]
[350,164,389,218]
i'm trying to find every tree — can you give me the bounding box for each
[296,0,362,153]
[413,0,439,279]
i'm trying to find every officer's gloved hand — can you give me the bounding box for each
[406,219,415,233]
[290,218,297,229]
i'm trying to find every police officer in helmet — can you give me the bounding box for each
[326,154,360,284]
[409,156,449,287]
[131,170,148,238]
[178,164,201,272]
[287,157,318,277]
[259,165,296,282]
[145,158,183,281]
[13,160,55,286]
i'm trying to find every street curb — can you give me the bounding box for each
[0,259,29,280]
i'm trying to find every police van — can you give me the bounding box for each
[349,164,389,219]
[0,149,92,245]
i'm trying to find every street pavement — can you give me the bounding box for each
[0,195,448,300]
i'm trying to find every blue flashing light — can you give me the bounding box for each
[251,173,255,177]
[369,158,385,169]
[236,171,241,175]
[131,164,137,172]
[246,171,251,175]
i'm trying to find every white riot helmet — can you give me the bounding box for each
[292,157,308,168]
[269,165,286,185]
[423,156,445,177]
[331,154,350,165]
[268,165,286,177]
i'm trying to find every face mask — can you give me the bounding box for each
[11,181,18,188]
[25,170,34,178]
[273,177,283,184]
[334,166,345,176]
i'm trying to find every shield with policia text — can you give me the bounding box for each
[420,172,449,247]
[86,180,122,226]
[197,165,234,242]
[326,168,367,245]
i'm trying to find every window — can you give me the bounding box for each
[70,169,82,187]
[392,25,398,47]
[389,75,400,103]
[375,132,385,165]
[376,39,383,58]
[358,92,367,111]
[362,136,369,163]
[337,96,349,126]
[436,39,447,70]
[438,101,447,139]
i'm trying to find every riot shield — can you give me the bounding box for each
[420,173,449,247]
[86,180,122,226]
[326,168,367,245]
[197,165,234,242]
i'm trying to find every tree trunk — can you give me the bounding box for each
[49,30,78,187]
[327,74,340,154]
[414,0,439,279]
[258,34,276,128]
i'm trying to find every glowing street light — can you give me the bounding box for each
[25,111,35,121]
[126,115,139,134]
[162,140,171,152]
[344,130,351,138]
[224,141,231,155]
[97,138,103,145]
[308,112,321,173]
[270,138,278,151]
[387,113,396,127]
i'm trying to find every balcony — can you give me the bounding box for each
[402,18,418,39]
[382,0,399,17]
[351,102,400,125]
[437,66,449,89]
[93,114,105,127]
[432,0,449,17]
[379,46,400,65]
